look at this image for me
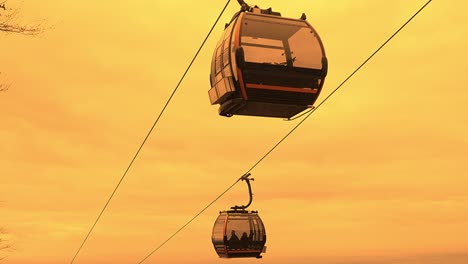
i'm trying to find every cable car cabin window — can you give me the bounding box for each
[230,16,241,80]
[215,68,223,83]
[223,39,230,68]
[288,27,323,69]
[226,215,251,250]
[215,46,222,74]
[241,37,286,65]
[251,216,264,241]
[224,22,233,40]
[212,215,226,243]
[223,37,230,52]
[215,77,228,97]
[240,14,324,70]
[223,65,232,78]
[255,217,266,241]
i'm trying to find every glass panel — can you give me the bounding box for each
[242,36,283,48]
[288,27,323,69]
[224,76,233,92]
[215,71,223,83]
[226,215,251,250]
[216,78,227,98]
[246,14,307,28]
[223,47,230,67]
[224,22,233,40]
[208,87,218,104]
[240,14,324,69]
[230,17,240,80]
[223,38,230,50]
[251,217,259,241]
[215,46,222,74]
[217,30,225,46]
[211,42,218,80]
[242,15,306,41]
[212,22,233,86]
[243,45,286,65]
[212,215,226,242]
[255,218,265,241]
[226,216,250,239]
[223,65,232,78]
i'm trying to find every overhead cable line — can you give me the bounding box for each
[137,0,433,262]
[246,0,432,173]
[69,1,233,263]
[137,178,242,264]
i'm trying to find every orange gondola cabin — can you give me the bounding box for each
[211,173,267,258]
[212,210,266,258]
[208,3,328,118]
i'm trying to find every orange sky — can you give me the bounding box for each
[1,0,468,263]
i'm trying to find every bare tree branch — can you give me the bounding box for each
[0,201,14,261]
[0,73,11,92]
[1,1,46,91]
[0,225,14,261]
[0,1,45,35]
[0,83,10,92]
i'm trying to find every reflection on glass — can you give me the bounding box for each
[242,36,283,47]
[288,27,322,68]
[243,44,286,65]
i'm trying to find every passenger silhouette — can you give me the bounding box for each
[240,232,249,249]
[229,230,239,241]
[229,230,240,250]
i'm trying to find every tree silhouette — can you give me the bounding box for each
[0,73,10,92]
[0,83,9,92]
[0,1,44,35]
[0,227,12,261]
[1,1,45,92]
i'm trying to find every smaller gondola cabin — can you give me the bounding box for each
[212,210,266,258]
[208,6,328,118]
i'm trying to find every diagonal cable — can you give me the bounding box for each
[70,1,232,263]
[245,0,433,173]
[136,0,433,262]
[137,178,242,264]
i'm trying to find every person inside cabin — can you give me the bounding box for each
[240,232,249,249]
[229,230,239,241]
[229,230,240,249]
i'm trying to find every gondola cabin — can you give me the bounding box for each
[212,210,266,258]
[208,5,328,118]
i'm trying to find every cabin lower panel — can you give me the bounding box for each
[246,87,318,105]
[219,99,309,118]
[226,250,263,258]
